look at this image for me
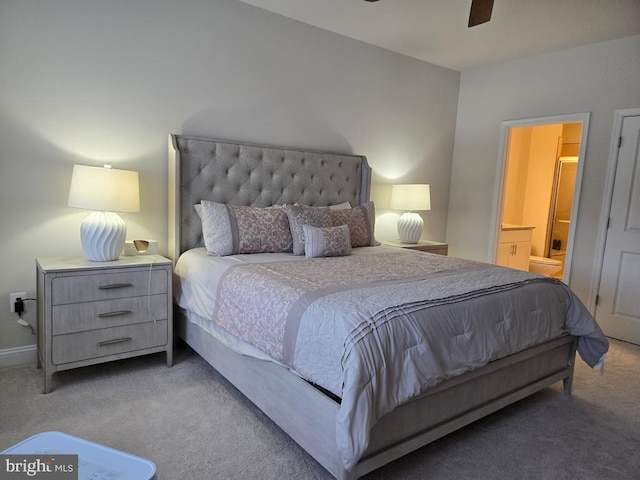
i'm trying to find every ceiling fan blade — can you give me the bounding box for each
[468,0,494,27]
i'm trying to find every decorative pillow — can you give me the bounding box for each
[329,201,377,248]
[303,225,352,258]
[200,201,292,256]
[285,204,332,255]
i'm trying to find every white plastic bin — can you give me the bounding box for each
[2,431,156,480]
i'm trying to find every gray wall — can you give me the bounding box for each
[447,35,640,303]
[0,0,460,352]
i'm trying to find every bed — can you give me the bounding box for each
[167,134,608,479]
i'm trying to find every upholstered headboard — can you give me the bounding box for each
[168,134,372,260]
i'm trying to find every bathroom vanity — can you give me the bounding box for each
[496,224,534,271]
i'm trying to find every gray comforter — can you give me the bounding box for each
[183,247,609,470]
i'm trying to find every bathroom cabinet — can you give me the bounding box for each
[496,226,533,271]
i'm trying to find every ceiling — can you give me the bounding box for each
[237,0,640,71]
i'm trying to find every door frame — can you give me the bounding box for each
[590,107,640,312]
[489,112,590,285]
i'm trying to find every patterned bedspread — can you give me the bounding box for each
[215,250,477,363]
[207,248,608,469]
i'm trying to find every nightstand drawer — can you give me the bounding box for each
[52,295,168,335]
[51,320,168,365]
[51,270,168,305]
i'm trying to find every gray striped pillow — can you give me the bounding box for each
[303,224,352,258]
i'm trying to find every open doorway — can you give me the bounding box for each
[490,113,590,284]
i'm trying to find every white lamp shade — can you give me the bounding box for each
[68,165,140,212]
[390,184,431,211]
[68,165,140,261]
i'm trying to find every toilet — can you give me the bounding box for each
[529,255,562,276]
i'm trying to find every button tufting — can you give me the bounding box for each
[174,137,370,256]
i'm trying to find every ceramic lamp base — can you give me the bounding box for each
[397,212,423,244]
[80,211,127,261]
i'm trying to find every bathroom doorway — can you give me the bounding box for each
[491,113,590,283]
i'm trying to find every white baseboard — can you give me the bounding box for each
[0,344,37,368]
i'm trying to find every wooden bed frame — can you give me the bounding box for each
[168,134,577,479]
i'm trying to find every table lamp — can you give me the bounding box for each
[390,184,431,244]
[68,164,140,261]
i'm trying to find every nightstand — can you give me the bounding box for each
[36,255,173,393]
[382,240,449,256]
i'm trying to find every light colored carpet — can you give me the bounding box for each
[1,338,638,479]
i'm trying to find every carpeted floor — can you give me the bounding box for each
[1,338,638,479]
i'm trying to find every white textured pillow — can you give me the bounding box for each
[303,224,352,258]
[200,201,292,256]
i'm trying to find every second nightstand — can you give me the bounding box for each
[382,240,449,256]
[36,255,173,393]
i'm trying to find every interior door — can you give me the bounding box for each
[596,115,640,345]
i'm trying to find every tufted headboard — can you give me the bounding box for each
[168,134,372,260]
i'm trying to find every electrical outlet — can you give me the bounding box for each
[10,292,27,313]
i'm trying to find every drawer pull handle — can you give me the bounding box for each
[98,283,133,290]
[98,337,132,346]
[98,310,132,318]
